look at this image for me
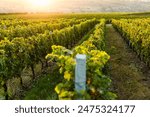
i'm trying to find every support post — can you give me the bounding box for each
[75,54,86,99]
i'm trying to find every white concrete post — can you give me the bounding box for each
[75,54,86,95]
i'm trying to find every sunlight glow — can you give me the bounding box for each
[26,0,55,12]
[28,0,53,8]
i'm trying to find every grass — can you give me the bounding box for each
[23,70,62,100]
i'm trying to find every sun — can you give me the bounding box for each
[27,0,55,12]
[28,0,52,8]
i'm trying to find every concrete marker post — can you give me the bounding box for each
[75,54,86,99]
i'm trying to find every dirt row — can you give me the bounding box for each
[105,24,150,100]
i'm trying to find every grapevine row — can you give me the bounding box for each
[112,19,150,66]
[46,19,116,100]
[0,18,85,41]
[0,18,82,28]
[0,19,98,99]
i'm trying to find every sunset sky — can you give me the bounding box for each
[0,0,150,13]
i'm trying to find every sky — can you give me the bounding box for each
[0,0,150,13]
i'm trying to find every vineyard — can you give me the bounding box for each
[112,19,150,66]
[0,13,150,100]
